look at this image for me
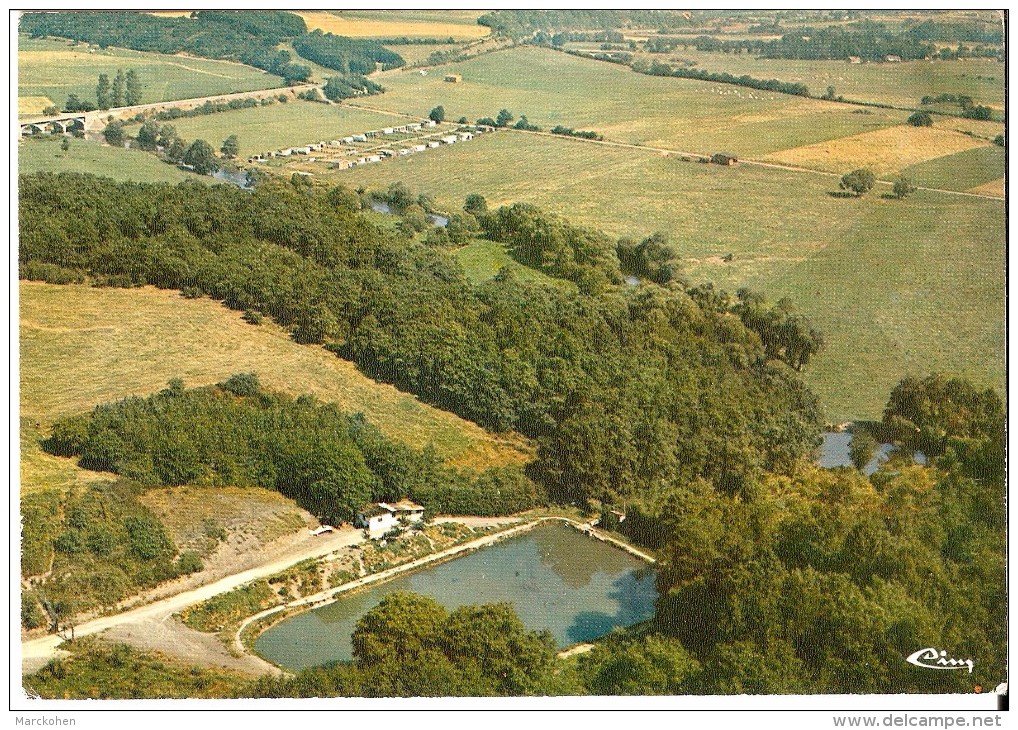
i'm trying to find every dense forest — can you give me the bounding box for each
[45,375,539,524]
[19,173,822,508]
[292,31,404,74]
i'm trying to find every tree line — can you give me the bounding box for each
[292,30,404,74]
[45,375,541,525]
[22,12,323,84]
[19,172,822,508]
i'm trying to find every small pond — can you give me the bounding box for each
[369,199,448,227]
[819,432,926,476]
[254,522,657,672]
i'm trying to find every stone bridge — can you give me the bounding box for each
[19,114,89,136]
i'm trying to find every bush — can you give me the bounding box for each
[220,372,261,397]
[242,309,264,325]
[907,111,933,127]
[176,551,205,575]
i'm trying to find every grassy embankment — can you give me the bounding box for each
[334,131,1004,423]
[17,36,278,115]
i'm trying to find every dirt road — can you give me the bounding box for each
[21,525,365,675]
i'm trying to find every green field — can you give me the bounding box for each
[19,281,529,469]
[901,145,1006,192]
[19,135,196,184]
[334,131,1005,421]
[160,101,405,157]
[361,46,911,157]
[18,36,277,113]
[616,48,1005,112]
[454,240,574,289]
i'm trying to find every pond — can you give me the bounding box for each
[819,432,926,476]
[369,199,448,227]
[211,168,254,190]
[254,522,658,672]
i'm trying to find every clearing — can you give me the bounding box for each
[333,130,1005,422]
[18,36,276,113]
[19,281,529,468]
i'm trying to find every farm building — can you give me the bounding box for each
[710,152,738,166]
[458,132,474,141]
[441,135,458,144]
[355,500,425,536]
[428,140,441,149]
[425,120,437,127]
[885,55,902,63]
[412,144,427,153]
[444,73,462,83]
[342,136,354,144]
[407,123,421,131]
[382,127,394,135]
[352,134,368,142]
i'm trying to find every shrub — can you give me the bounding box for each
[907,111,933,127]
[220,373,261,397]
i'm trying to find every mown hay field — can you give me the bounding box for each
[18,36,278,112]
[18,95,55,115]
[19,281,529,468]
[19,135,196,184]
[764,124,991,176]
[296,10,489,40]
[967,178,1005,197]
[616,49,1004,112]
[158,102,405,157]
[333,130,1004,422]
[358,46,911,157]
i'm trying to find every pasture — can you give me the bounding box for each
[900,145,1005,193]
[619,48,1005,112]
[17,36,277,112]
[19,135,196,184]
[360,46,913,157]
[157,102,405,157]
[333,130,1005,421]
[19,281,529,468]
[296,10,489,40]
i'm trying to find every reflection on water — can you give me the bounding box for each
[255,522,657,671]
[818,432,926,476]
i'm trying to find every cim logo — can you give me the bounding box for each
[906,647,974,673]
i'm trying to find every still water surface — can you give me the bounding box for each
[255,522,657,671]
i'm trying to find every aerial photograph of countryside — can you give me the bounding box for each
[15,8,1006,714]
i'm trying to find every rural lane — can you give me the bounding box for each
[20,526,367,674]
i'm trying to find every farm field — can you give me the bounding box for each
[967,178,1005,197]
[619,49,1005,112]
[296,10,489,40]
[17,36,276,114]
[19,281,529,469]
[900,145,1005,193]
[359,46,915,157]
[763,124,992,176]
[156,102,407,157]
[19,135,196,184]
[334,131,1005,421]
